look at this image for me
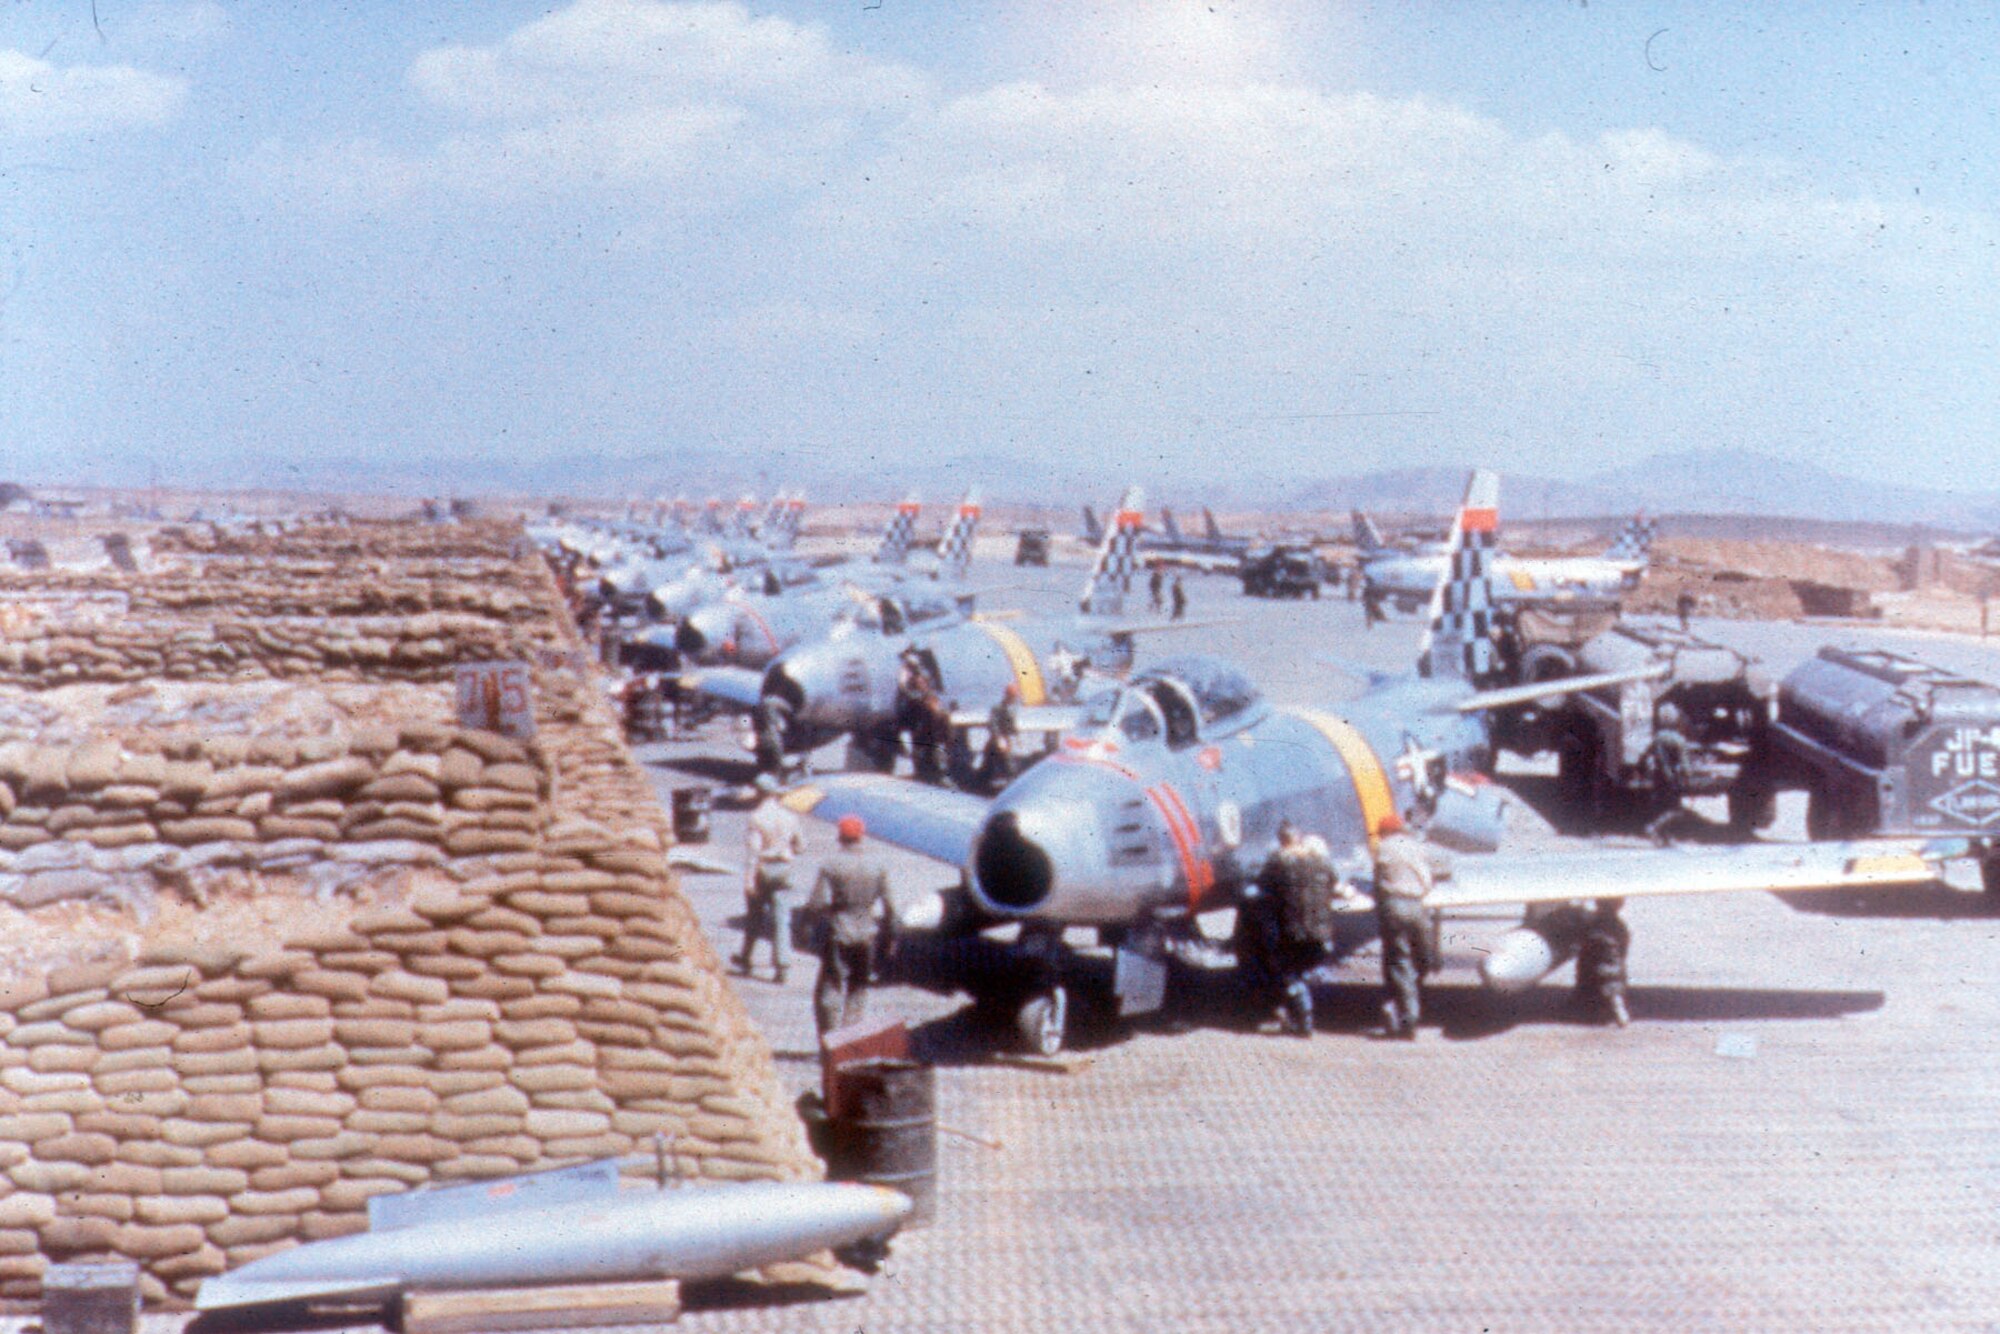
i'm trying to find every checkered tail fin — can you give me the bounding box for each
[1079,486,1145,617]
[731,496,759,540]
[935,490,981,580]
[772,495,805,551]
[1604,513,1655,564]
[1417,470,1503,682]
[700,499,726,535]
[875,495,921,565]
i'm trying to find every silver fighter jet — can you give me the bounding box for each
[787,471,1954,1054]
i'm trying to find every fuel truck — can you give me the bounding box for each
[1757,646,2000,889]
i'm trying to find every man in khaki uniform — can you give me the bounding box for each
[735,774,805,982]
[1373,811,1451,1039]
[806,815,892,1036]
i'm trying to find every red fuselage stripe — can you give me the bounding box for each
[1146,781,1214,908]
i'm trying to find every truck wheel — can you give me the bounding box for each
[1556,732,1595,816]
[1726,784,1776,834]
[1805,789,1850,840]
[1016,986,1068,1058]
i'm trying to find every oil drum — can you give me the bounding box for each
[670,786,711,843]
[824,1058,936,1227]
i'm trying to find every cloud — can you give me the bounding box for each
[307,0,930,201]
[239,1,1999,486]
[0,48,186,137]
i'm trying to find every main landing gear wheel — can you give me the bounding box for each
[1016,986,1068,1058]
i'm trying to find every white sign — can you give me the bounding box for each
[456,661,535,739]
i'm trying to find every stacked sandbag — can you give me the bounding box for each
[0,825,812,1307]
[0,612,555,687]
[0,515,813,1311]
[0,726,552,914]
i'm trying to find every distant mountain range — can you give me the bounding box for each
[40,444,1989,533]
[1285,450,2000,532]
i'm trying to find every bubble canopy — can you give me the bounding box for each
[1135,655,1266,732]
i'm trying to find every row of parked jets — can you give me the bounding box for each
[532,475,1980,1055]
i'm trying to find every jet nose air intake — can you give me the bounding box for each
[974,810,1055,911]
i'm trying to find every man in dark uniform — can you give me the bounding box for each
[1372,811,1450,1039]
[1251,821,1344,1036]
[1148,564,1165,613]
[1169,575,1188,622]
[977,684,1022,794]
[805,815,892,1036]
[1575,898,1631,1027]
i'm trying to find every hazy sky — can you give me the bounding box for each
[2,1,1994,496]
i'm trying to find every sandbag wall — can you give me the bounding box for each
[0,519,814,1309]
[0,724,546,914]
[0,614,534,686]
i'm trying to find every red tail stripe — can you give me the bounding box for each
[1459,507,1498,533]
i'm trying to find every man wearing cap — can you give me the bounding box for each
[736,775,806,982]
[1372,811,1451,1039]
[806,815,892,1036]
[977,683,1022,794]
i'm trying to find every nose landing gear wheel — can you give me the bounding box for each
[1016,986,1068,1058]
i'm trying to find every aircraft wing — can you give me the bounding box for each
[784,774,986,869]
[947,704,1088,734]
[679,667,764,710]
[1429,839,1951,911]
[1149,550,1242,575]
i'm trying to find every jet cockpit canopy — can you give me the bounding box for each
[1083,655,1266,750]
[1137,656,1266,736]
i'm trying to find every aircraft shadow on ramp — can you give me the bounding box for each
[1775,884,1999,920]
[883,936,1885,1058]
[644,751,758,790]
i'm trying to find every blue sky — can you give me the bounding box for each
[1,2,1994,499]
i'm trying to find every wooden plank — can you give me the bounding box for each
[401,1280,681,1333]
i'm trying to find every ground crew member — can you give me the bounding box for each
[1252,821,1346,1037]
[1676,591,1697,631]
[806,815,892,1036]
[1575,898,1631,1027]
[1149,565,1165,613]
[902,668,954,788]
[1362,587,1386,628]
[1170,575,1188,622]
[1373,811,1450,1039]
[734,774,805,983]
[978,683,1021,793]
[1650,701,1691,796]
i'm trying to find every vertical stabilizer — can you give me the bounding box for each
[1081,506,1104,546]
[1418,470,1503,682]
[1604,513,1656,564]
[1351,511,1389,555]
[732,496,759,540]
[1203,508,1225,543]
[1080,487,1145,617]
[1161,509,1184,543]
[774,495,806,551]
[935,490,981,580]
[701,498,726,535]
[875,496,921,565]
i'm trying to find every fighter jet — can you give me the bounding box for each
[694,488,1192,771]
[673,493,982,669]
[787,471,1950,1054]
[1083,502,1250,575]
[1357,506,1655,615]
